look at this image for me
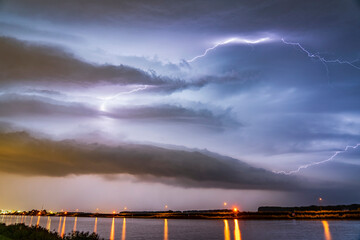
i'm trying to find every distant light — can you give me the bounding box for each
[64,212,67,215]
[165,205,168,209]
[124,207,127,210]
[112,211,116,214]
[319,198,323,201]
[224,202,227,206]
[233,208,238,212]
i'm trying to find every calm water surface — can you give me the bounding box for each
[1,215,360,240]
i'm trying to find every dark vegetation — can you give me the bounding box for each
[0,223,103,240]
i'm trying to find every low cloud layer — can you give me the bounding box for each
[0,130,303,191]
[0,93,239,130]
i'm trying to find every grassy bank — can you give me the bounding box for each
[0,223,102,240]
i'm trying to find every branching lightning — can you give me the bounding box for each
[187,36,360,72]
[99,85,148,111]
[281,38,360,73]
[274,143,360,175]
[187,37,271,62]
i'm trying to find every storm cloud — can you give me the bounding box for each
[0,130,303,191]
[1,0,360,210]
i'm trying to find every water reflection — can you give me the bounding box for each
[58,216,62,233]
[224,220,230,240]
[234,219,242,240]
[29,216,33,226]
[94,217,98,233]
[121,218,126,240]
[164,219,168,240]
[73,217,77,232]
[61,217,66,238]
[36,215,41,227]
[46,216,51,231]
[322,221,332,240]
[110,218,115,240]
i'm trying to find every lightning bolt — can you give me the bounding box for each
[187,37,271,62]
[274,143,360,175]
[187,36,360,72]
[281,38,360,73]
[99,85,148,111]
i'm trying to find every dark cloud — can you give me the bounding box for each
[0,36,169,87]
[0,93,240,130]
[0,36,255,93]
[2,0,359,36]
[0,130,306,191]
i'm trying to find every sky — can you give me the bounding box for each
[0,0,360,212]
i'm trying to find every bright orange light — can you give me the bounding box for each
[234,219,242,240]
[224,220,230,240]
[93,217,98,233]
[322,220,332,240]
[124,207,127,210]
[121,218,126,240]
[233,208,238,212]
[319,197,323,201]
[224,202,227,206]
[164,219,168,240]
[64,212,67,215]
[61,217,66,238]
[73,217,77,232]
[165,205,168,209]
[110,218,115,240]
[113,211,116,214]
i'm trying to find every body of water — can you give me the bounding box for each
[1,215,360,240]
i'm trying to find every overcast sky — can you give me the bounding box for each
[0,0,360,212]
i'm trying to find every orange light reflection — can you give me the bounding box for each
[61,216,66,238]
[322,220,332,240]
[234,219,242,240]
[73,217,77,232]
[164,219,168,240]
[36,215,41,227]
[223,220,230,240]
[94,217,98,233]
[121,218,126,240]
[46,216,51,231]
[110,217,115,240]
[58,216,62,233]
